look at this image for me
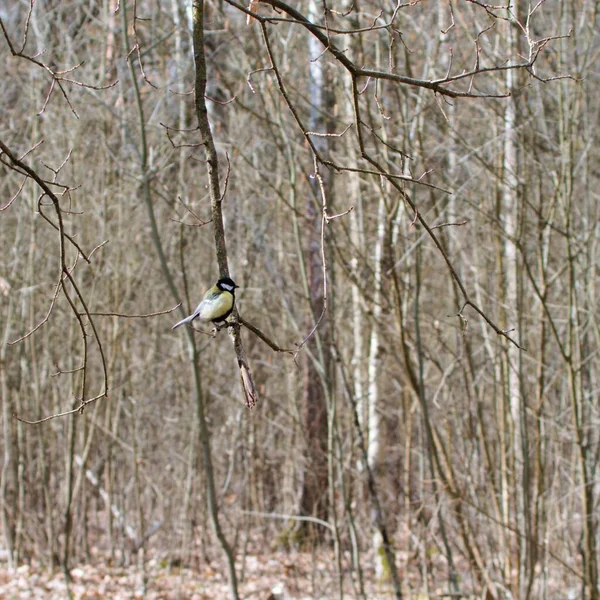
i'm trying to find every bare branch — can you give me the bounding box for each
[239,316,295,355]
[431,219,469,230]
[86,304,181,318]
[0,176,27,211]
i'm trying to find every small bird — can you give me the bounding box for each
[172,277,238,330]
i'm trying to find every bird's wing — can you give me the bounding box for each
[196,289,233,321]
[172,287,233,329]
[171,292,216,329]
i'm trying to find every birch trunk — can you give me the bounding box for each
[501,7,529,594]
[298,0,329,531]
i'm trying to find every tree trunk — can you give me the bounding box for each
[299,0,330,533]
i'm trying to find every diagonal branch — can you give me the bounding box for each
[230,0,540,98]
[0,139,109,420]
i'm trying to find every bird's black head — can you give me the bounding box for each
[217,277,238,293]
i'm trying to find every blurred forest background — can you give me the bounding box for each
[1,0,599,598]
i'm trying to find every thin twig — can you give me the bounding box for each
[325,206,354,223]
[86,304,181,318]
[431,219,468,230]
[242,510,334,532]
[0,176,27,210]
[14,392,108,425]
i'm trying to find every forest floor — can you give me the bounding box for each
[0,551,410,600]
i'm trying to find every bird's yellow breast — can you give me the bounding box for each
[198,289,234,321]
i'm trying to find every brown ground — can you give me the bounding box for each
[0,552,407,600]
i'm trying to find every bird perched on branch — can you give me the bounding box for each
[172,277,238,330]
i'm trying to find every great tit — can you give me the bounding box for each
[172,277,238,330]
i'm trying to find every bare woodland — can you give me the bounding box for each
[0,0,599,598]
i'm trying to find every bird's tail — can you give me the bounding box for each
[171,313,195,330]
